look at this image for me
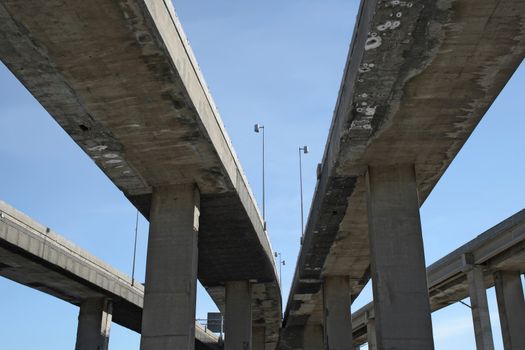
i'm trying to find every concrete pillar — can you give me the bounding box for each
[252,326,265,350]
[75,298,112,350]
[303,324,324,350]
[140,185,200,350]
[494,271,525,350]
[366,164,434,350]
[466,264,494,350]
[366,316,377,350]
[323,276,352,350]
[225,281,252,350]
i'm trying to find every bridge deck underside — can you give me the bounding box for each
[280,0,525,347]
[0,0,282,345]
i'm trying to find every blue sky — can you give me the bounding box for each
[0,1,523,349]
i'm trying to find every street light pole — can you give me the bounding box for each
[254,124,266,230]
[299,146,309,243]
[274,252,285,287]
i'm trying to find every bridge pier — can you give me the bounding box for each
[252,326,265,350]
[323,276,352,350]
[140,185,200,350]
[366,164,434,350]
[75,298,112,350]
[494,271,525,350]
[303,324,324,350]
[366,313,377,350]
[225,281,252,350]
[465,262,494,350]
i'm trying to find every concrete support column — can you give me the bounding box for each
[366,315,377,350]
[225,281,252,350]
[303,324,324,350]
[75,298,112,350]
[466,264,494,350]
[140,185,200,350]
[366,164,434,350]
[494,271,525,350]
[252,326,265,350]
[323,276,352,350]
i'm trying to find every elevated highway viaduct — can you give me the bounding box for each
[352,209,525,350]
[279,0,525,349]
[0,200,218,350]
[0,1,281,350]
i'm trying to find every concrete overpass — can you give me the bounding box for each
[352,209,525,349]
[280,0,525,349]
[0,200,218,350]
[0,1,281,349]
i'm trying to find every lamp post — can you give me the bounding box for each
[274,252,285,287]
[299,146,309,243]
[254,123,266,230]
[131,210,139,286]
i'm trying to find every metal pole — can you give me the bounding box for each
[255,124,266,230]
[299,148,304,239]
[262,126,266,229]
[131,209,139,286]
[279,253,282,287]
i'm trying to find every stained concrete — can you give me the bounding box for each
[0,0,281,345]
[280,0,525,347]
[225,281,252,350]
[0,200,218,350]
[323,276,353,350]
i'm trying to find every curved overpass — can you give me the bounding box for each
[0,1,282,349]
[280,0,525,349]
[0,200,218,349]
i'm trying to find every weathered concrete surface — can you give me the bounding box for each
[366,317,377,350]
[141,185,200,350]
[75,298,112,350]
[366,164,434,349]
[323,276,353,350]
[302,325,324,350]
[494,271,525,350]
[467,265,495,350]
[253,327,266,350]
[351,209,525,346]
[225,281,252,350]
[0,0,281,346]
[0,200,218,350]
[280,0,525,347]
